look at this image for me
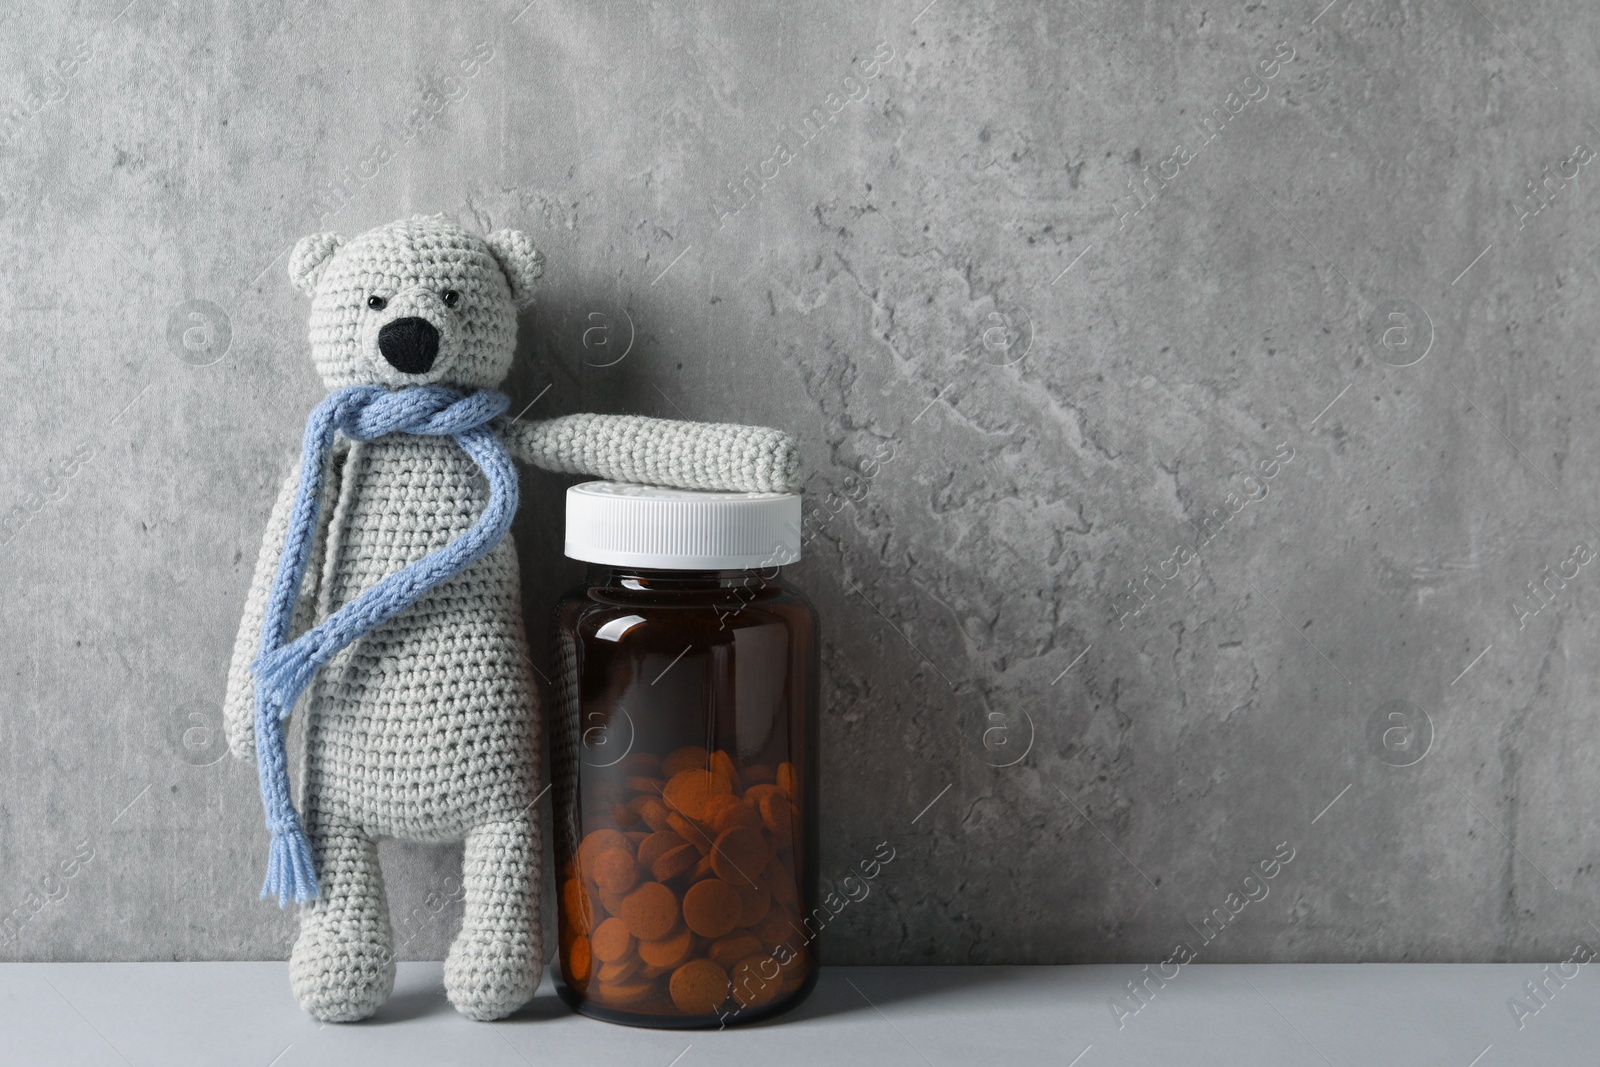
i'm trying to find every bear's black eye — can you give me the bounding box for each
[367,295,388,310]
[441,290,460,308]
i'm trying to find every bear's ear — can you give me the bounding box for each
[483,229,545,307]
[287,232,346,297]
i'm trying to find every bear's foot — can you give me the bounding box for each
[443,817,542,1021]
[443,933,540,1021]
[290,922,396,1023]
[288,815,395,1023]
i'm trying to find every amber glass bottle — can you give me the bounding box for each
[551,482,819,1028]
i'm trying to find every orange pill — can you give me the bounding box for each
[689,855,715,882]
[566,935,593,982]
[650,843,699,882]
[730,954,782,1008]
[666,812,713,852]
[742,763,775,786]
[639,925,694,969]
[744,783,781,808]
[754,908,797,951]
[709,933,762,969]
[701,794,742,829]
[592,848,640,895]
[598,955,640,983]
[682,878,743,939]
[759,792,794,842]
[710,750,743,791]
[625,775,666,795]
[625,830,651,845]
[776,761,798,798]
[598,885,629,916]
[710,826,768,885]
[663,768,734,822]
[779,944,808,976]
[591,917,634,964]
[594,978,654,1005]
[611,803,643,830]
[662,746,708,778]
[631,796,673,832]
[763,859,799,908]
[712,798,763,834]
[637,830,688,871]
[620,881,681,941]
[577,828,630,870]
[735,880,771,927]
[669,958,731,1015]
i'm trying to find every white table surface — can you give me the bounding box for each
[0,962,1589,1066]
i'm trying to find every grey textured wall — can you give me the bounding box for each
[3,0,1598,969]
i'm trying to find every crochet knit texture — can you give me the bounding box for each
[223,215,800,1024]
[252,384,516,908]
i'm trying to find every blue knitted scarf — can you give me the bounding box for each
[251,384,517,905]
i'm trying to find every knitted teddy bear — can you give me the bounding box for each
[223,214,799,1023]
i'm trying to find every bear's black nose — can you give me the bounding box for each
[377,317,439,374]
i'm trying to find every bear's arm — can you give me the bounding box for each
[223,445,346,760]
[496,413,801,493]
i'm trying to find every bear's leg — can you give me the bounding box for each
[443,815,542,1020]
[288,810,395,1022]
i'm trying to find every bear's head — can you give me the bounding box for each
[288,214,544,390]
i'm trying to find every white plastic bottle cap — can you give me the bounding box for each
[564,481,803,570]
